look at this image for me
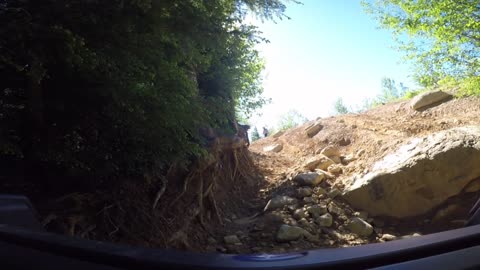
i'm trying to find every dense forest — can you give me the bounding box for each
[0,0,295,246]
[0,0,292,190]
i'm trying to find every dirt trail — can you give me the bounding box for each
[35,96,480,255]
[204,96,480,254]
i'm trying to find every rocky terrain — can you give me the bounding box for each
[203,91,480,254]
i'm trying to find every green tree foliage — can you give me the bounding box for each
[349,77,410,113]
[333,97,350,115]
[276,109,308,131]
[251,127,261,142]
[377,77,408,104]
[0,0,289,186]
[363,0,480,92]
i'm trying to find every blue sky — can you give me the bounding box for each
[248,0,417,130]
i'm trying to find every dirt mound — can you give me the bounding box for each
[251,96,480,189]
[219,95,480,254]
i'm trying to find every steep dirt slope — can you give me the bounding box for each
[252,96,480,189]
[203,96,480,254]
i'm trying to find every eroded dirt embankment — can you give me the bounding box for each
[202,95,480,254]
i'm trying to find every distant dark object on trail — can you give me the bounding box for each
[263,127,269,137]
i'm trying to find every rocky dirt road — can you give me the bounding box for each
[204,95,480,254]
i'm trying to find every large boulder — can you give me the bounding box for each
[343,126,480,218]
[410,90,452,110]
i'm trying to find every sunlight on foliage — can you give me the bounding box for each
[276,109,309,132]
[333,97,350,115]
[0,0,291,184]
[363,0,480,92]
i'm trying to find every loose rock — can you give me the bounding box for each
[341,154,357,164]
[297,187,313,198]
[328,164,343,175]
[303,197,316,204]
[327,188,342,199]
[224,235,241,245]
[293,172,325,186]
[306,204,328,218]
[313,187,327,195]
[381,234,397,241]
[315,169,335,179]
[306,123,323,137]
[264,196,298,211]
[303,231,319,243]
[293,209,308,220]
[304,155,335,171]
[356,149,366,157]
[353,211,369,220]
[298,218,312,229]
[316,213,333,227]
[330,156,342,164]
[263,144,283,153]
[328,202,344,216]
[400,233,422,239]
[320,145,341,158]
[347,217,373,237]
[317,156,335,170]
[276,225,307,242]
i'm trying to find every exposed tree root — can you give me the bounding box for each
[198,175,205,227]
[209,192,223,225]
[159,145,258,245]
[169,172,197,208]
[76,140,260,251]
[152,176,168,210]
